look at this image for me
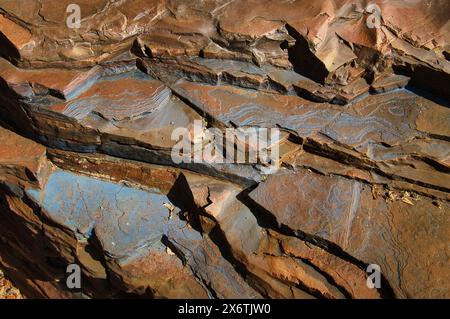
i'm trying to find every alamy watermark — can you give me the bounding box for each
[171,120,281,174]
[66,4,81,29]
[66,263,81,290]
[366,264,381,289]
[366,0,422,29]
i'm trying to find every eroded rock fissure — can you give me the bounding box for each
[0,0,449,299]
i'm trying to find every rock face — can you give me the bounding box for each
[0,268,22,299]
[0,0,448,299]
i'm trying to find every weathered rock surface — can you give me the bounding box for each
[0,268,22,299]
[0,1,448,299]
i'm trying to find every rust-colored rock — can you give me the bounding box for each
[0,0,448,299]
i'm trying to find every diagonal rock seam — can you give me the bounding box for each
[0,0,448,299]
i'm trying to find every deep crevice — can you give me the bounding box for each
[236,186,397,299]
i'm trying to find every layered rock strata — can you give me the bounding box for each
[0,0,448,299]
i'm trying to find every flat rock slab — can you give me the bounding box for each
[249,168,450,298]
[0,0,449,300]
[26,170,176,259]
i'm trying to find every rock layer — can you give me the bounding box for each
[0,0,449,299]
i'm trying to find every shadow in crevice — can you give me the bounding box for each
[236,186,397,299]
[292,254,353,299]
[165,173,271,298]
[0,32,21,66]
[284,24,329,84]
[166,173,203,233]
[392,64,450,107]
[167,174,198,214]
[405,84,450,108]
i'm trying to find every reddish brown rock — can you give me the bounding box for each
[0,0,448,300]
[0,268,23,299]
[1,1,448,98]
[248,169,450,298]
